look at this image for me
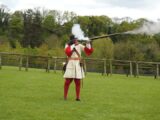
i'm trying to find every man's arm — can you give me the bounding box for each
[65,44,76,57]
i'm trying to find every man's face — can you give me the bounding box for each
[74,39,78,45]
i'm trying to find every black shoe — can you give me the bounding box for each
[76,98,80,101]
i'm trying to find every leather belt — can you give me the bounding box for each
[68,58,80,60]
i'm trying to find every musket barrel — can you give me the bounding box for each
[90,33,122,40]
[78,33,123,43]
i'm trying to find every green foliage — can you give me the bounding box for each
[90,16,112,36]
[92,38,114,59]
[142,41,160,61]
[9,11,23,33]
[0,6,160,62]
[22,9,43,48]
[153,33,160,46]
[45,34,61,49]
[42,15,56,32]
[0,41,10,52]
[0,5,10,35]
[23,46,38,55]
[61,34,69,46]
[8,11,23,46]
[114,41,145,61]
[0,35,8,44]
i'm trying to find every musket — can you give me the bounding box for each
[78,33,123,43]
[90,33,122,40]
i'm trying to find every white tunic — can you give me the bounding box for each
[63,44,85,79]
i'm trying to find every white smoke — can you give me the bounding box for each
[71,24,89,41]
[125,21,160,35]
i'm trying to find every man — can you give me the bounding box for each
[63,35,93,101]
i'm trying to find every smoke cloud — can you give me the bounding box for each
[71,24,89,41]
[125,21,160,35]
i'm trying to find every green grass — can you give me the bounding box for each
[0,66,160,120]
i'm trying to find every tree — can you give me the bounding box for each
[88,16,112,37]
[114,41,145,61]
[8,11,23,48]
[31,8,43,48]
[42,15,56,32]
[142,41,160,61]
[22,8,43,48]
[0,4,10,34]
[92,38,114,59]
[153,33,160,47]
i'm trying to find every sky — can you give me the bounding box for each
[0,0,160,21]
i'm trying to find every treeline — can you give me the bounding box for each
[0,4,160,62]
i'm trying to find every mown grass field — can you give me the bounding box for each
[0,66,160,120]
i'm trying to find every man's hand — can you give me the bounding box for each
[70,44,76,50]
[86,41,92,49]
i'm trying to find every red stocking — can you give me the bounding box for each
[64,78,73,99]
[74,79,81,99]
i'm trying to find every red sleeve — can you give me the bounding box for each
[65,45,72,57]
[84,47,94,56]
